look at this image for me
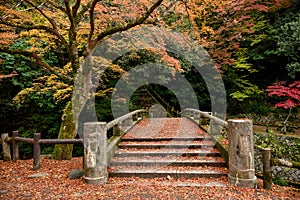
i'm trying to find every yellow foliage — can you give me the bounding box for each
[13,87,35,103]
[53,87,73,101]
[95,88,115,97]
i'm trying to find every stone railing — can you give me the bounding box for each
[83,109,148,184]
[182,108,257,188]
[0,109,148,183]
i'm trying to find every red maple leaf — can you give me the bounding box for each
[266,81,300,109]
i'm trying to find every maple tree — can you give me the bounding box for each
[167,0,292,101]
[0,0,298,159]
[266,81,300,132]
[0,0,186,159]
[181,0,270,100]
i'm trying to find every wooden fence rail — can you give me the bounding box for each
[1,131,84,170]
[1,109,148,171]
[182,108,299,189]
[262,148,300,189]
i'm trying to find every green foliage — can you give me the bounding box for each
[0,39,47,89]
[0,38,64,158]
[273,176,289,186]
[256,134,300,162]
[247,3,300,84]
[275,13,300,79]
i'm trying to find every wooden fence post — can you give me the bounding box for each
[83,122,108,184]
[228,119,257,188]
[263,148,272,190]
[33,133,41,170]
[1,133,11,161]
[12,131,19,161]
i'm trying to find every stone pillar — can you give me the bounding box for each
[122,118,133,126]
[228,119,257,188]
[209,112,221,135]
[1,133,11,161]
[194,112,200,120]
[113,125,121,136]
[149,104,167,118]
[209,121,221,135]
[83,122,108,184]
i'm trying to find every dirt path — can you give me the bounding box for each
[1,158,299,199]
[1,118,299,199]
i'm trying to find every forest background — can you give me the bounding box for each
[0,0,299,159]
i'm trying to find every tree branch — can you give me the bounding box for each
[17,1,45,12]
[90,0,164,50]
[64,0,74,30]
[87,0,100,50]
[0,71,18,80]
[24,1,57,31]
[0,0,23,21]
[72,0,81,17]
[47,1,66,13]
[1,20,68,49]
[22,1,68,48]
[0,48,72,84]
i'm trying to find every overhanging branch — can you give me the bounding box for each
[1,48,72,84]
[90,0,164,49]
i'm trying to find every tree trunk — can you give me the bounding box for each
[53,101,76,160]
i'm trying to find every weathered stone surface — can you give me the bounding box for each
[83,122,108,184]
[228,119,257,188]
[68,169,84,180]
[0,190,9,194]
[28,172,48,178]
[149,104,167,118]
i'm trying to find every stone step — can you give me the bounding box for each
[118,143,215,149]
[114,151,221,157]
[110,159,225,167]
[109,169,226,178]
[121,137,213,142]
[109,117,228,181]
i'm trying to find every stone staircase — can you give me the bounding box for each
[108,118,227,179]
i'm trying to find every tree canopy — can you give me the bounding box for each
[0,0,299,159]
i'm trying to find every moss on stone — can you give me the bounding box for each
[53,101,76,160]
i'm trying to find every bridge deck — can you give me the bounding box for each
[109,118,227,180]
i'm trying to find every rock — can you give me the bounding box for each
[0,190,9,194]
[28,172,48,178]
[68,169,84,180]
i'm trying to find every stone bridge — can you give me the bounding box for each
[83,106,257,188]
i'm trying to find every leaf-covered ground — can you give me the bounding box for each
[1,157,299,200]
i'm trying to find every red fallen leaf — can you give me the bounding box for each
[1,119,300,199]
[222,140,228,145]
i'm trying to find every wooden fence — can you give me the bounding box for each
[1,131,83,170]
[262,148,300,189]
[182,108,300,189]
[1,109,148,171]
